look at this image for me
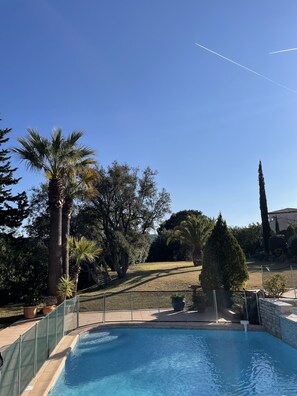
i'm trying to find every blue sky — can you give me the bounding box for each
[1,0,297,227]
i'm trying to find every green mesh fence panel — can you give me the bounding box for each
[79,295,104,312]
[290,266,297,298]
[0,340,20,396]
[36,319,48,372]
[56,304,64,343]
[245,291,260,324]
[214,290,245,323]
[20,326,36,394]
[48,309,57,356]
[130,292,160,310]
[65,297,79,332]
[0,298,79,396]
[105,293,130,311]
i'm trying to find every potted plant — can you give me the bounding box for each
[23,291,41,319]
[42,295,57,315]
[171,294,186,311]
[57,276,75,303]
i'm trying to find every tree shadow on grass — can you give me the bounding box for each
[82,266,200,298]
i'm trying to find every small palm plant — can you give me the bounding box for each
[57,276,75,302]
[69,236,102,294]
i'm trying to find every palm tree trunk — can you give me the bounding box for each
[71,261,80,295]
[48,178,63,296]
[193,247,203,267]
[62,197,73,277]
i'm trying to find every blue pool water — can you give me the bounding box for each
[51,327,297,396]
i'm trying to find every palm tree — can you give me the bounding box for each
[167,215,213,266]
[69,236,102,294]
[13,128,95,296]
[62,167,97,277]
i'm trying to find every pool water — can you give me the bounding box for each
[51,328,297,396]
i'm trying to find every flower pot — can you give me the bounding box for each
[171,299,185,312]
[43,305,56,315]
[23,306,37,319]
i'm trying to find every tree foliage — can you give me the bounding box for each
[13,128,95,296]
[258,161,270,255]
[0,234,48,304]
[200,214,249,291]
[231,223,262,258]
[269,235,287,257]
[264,274,287,298]
[26,184,49,240]
[167,214,213,266]
[148,210,203,262]
[87,162,170,277]
[0,128,27,229]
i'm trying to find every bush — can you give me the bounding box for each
[288,236,297,257]
[200,214,248,291]
[269,235,287,257]
[264,274,287,298]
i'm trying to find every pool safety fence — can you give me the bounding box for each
[79,289,261,326]
[0,296,79,396]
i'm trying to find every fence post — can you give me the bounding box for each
[213,290,219,323]
[33,323,38,376]
[76,296,80,328]
[290,265,297,299]
[18,335,22,395]
[244,291,249,321]
[130,292,133,322]
[103,293,106,323]
[261,265,264,289]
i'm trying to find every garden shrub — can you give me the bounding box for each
[264,274,287,298]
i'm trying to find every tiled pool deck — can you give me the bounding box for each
[0,311,263,396]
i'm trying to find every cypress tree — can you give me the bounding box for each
[258,161,270,255]
[200,214,248,291]
[275,216,280,234]
[0,128,28,229]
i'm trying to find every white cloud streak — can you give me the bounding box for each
[269,47,297,55]
[195,43,297,95]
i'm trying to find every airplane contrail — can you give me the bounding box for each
[195,43,297,95]
[269,47,297,55]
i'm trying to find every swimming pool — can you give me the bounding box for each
[50,327,297,395]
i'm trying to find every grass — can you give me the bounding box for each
[0,304,24,329]
[1,260,297,325]
[79,261,198,311]
[82,261,198,295]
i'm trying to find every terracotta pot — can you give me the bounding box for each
[43,305,56,315]
[23,306,37,319]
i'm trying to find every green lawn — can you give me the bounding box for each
[0,304,24,329]
[1,260,297,326]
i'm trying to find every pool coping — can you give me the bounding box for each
[21,321,264,396]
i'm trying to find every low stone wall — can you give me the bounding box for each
[280,313,297,349]
[259,298,293,338]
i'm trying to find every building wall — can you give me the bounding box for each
[269,212,297,232]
